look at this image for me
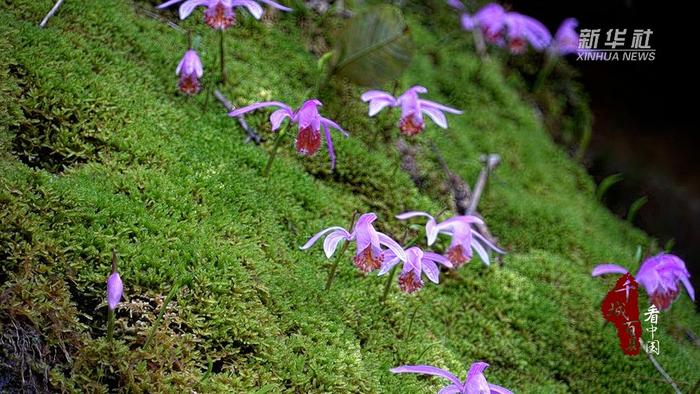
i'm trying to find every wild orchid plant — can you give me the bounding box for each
[301,213,406,289]
[534,18,579,91]
[228,99,347,174]
[391,361,512,394]
[361,86,462,137]
[396,211,505,268]
[592,253,695,311]
[176,49,204,95]
[106,251,123,342]
[157,0,291,83]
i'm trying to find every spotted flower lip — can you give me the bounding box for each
[552,18,579,55]
[379,246,452,293]
[106,271,123,311]
[391,361,513,394]
[228,99,347,169]
[361,86,462,136]
[176,49,203,95]
[592,253,695,311]
[300,213,406,274]
[396,211,505,267]
[157,0,291,29]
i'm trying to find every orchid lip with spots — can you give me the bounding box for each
[176,49,203,95]
[228,99,348,169]
[300,213,406,274]
[592,253,695,311]
[396,211,505,267]
[157,0,291,30]
[379,246,452,293]
[391,361,513,394]
[361,86,462,136]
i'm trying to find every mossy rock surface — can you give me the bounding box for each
[1,1,698,392]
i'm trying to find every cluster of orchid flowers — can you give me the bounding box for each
[448,1,579,56]
[301,211,504,294]
[158,0,292,94]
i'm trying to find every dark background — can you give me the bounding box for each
[510,0,699,297]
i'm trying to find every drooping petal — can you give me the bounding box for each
[424,251,452,268]
[419,99,463,114]
[390,365,463,387]
[472,231,507,255]
[300,226,349,251]
[488,383,514,394]
[438,384,462,394]
[421,106,448,129]
[378,253,402,275]
[591,264,629,277]
[256,0,293,12]
[471,237,490,265]
[179,0,209,19]
[228,101,291,118]
[323,229,352,258]
[157,0,184,9]
[377,232,407,262]
[368,98,395,116]
[270,108,293,130]
[422,259,440,284]
[320,117,349,137]
[395,211,434,221]
[680,275,695,301]
[322,123,336,170]
[360,90,395,102]
[231,0,264,19]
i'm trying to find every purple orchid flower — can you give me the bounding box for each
[228,99,347,169]
[361,86,462,136]
[391,361,513,394]
[396,211,505,268]
[592,253,695,311]
[301,213,406,274]
[176,49,204,95]
[502,12,552,53]
[157,0,291,30]
[378,246,452,293]
[106,270,123,311]
[459,3,507,45]
[551,18,579,55]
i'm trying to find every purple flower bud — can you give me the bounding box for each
[176,49,204,96]
[106,272,123,311]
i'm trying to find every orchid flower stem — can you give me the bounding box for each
[533,54,557,93]
[39,0,64,28]
[381,265,398,303]
[325,211,358,291]
[639,338,682,394]
[404,299,421,338]
[106,309,115,343]
[466,154,500,215]
[262,124,288,177]
[219,29,226,85]
[144,284,181,349]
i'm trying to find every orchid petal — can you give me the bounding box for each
[179,0,208,19]
[232,0,264,19]
[680,275,695,301]
[157,0,184,9]
[361,90,395,102]
[422,259,440,284]
[390,365,462,387]
[270,109,292,131]
[323,229,352,258]
[438,384,462,394]
[395,211,434,221]
[368,98,395,116]
[322,123,336,170]
[228,101,291,118]
[591,264,629,277]
[377,232,407,262]
[488,384,514,394]
[424,251,452,268]
[472,231,506,255]
[471,237,490,265]
[421,106,449,128]
[300,226,349,251]
[256,0,292,11]
[419,99,463,114]
[378,255,402,275]
[321,117,349,137]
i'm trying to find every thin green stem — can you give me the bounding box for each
[404,299,421,338]
[144,284,181,349]
[381,265,397,302]
[219,29,226,85]
[533,53,557,93]
[106,309,115,343]
[262,124,288,177]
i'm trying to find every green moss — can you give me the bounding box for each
[1,1,698,392]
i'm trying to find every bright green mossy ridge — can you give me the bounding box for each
[1,1,698,392]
